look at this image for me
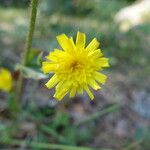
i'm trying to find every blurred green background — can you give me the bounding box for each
[0,0,150,149]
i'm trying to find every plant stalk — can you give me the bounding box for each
[15,0,38,115]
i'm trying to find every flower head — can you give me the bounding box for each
[0,68,13,92]
[42,32,109,100]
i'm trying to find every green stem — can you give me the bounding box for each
[22,0,38,65]
[76,104,119,126]
[1,139,111,150]
[15,0,38,115]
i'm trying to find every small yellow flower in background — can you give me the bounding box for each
[42,32,109,100]
[0,68,13,92]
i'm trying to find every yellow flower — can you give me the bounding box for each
[42,32,109,100]
[0,68,13,92]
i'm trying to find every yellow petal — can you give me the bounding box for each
[54,89,69,101]
[94,72,107,84]
[96,57,109,67]
[69,37,76,48]
[56,34,73,52]
[69,87,76,97]
[46,49,63,60]
[42,62,58,73]
[84,85,94,100]
[55,80,64,91]
[45,74,59,89]
[76,31,86,49]
[86,38,100,52]
[54,84,70,100]
[77,85,83,94]
[88,49,103,58]
[54,80,72,100]
[88,79,101,90]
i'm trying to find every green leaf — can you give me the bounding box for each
[27,48,43,68]
[15,64,48,80]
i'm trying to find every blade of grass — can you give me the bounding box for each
[76,104,119,126]
[1,139,112,150]
[122,139,143,150]
[41,125,67,143]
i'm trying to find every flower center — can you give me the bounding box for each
[70,60,82,71]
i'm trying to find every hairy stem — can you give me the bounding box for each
[15,0,38,115]
[22,0,38,65]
